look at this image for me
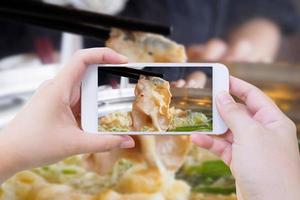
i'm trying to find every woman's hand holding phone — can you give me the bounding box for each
[0,48,135,184]
[191,76,300,199]
[1,47,300,200]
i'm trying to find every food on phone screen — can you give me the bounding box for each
[131,76,172,131]
[99,75,212,132]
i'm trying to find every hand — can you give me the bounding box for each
[171,71,207,88]
[187,18,281,63]
[0,48,135,183]
[191,76,300,200]
[187,39,228,62]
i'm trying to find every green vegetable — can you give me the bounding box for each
[110,159,134,184]
[176,160,235,195]
[42,166,50,171]
[62,169,78,175]
[185,160,231,177]
[170,124,212,132]
[170,111,212,132]
[193,185,236,195]
[99,126,130,132]
[99,111,213,132]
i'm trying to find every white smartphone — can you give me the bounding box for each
[81,63,229,135]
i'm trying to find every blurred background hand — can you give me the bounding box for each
[171,71,207,88]
[187,19,281,63]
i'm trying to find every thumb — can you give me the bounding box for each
[74,133,135,154]
[56,48,128,91]
[216,91,254,134]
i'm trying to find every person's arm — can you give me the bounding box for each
[0,48,135,184]
[191,76,300,199]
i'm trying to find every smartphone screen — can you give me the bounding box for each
[97,66,212,132]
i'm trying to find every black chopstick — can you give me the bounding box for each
[0,0,172,36]
[98,67,164,80]
[0,9,110,40]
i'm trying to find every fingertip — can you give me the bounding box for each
[186,80,196,88]
[119,135,135,149]
[191,134,213,149]
[103,49,128,64]
[175,79,186,88]
[118,54,129,63]
[78,132,133,153]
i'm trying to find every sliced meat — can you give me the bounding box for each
[132,76,172,132]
